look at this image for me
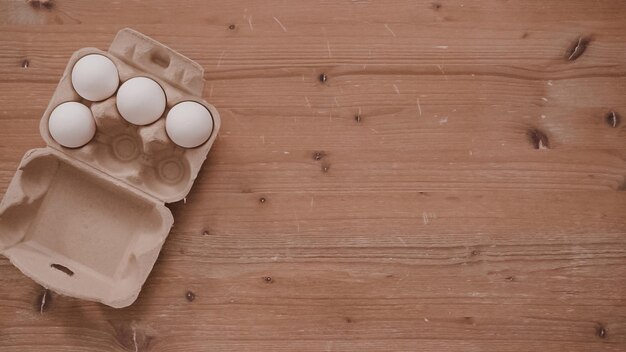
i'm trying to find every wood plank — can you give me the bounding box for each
[0,0,625,351]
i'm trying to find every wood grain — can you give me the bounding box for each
[0,0,625,351]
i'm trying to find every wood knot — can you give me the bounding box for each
[565,36,591,61]
[28,0,54,9]
[186,290,196,302]
[527,129,549,149]
[605,111,620,128]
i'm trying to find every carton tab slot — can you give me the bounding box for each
[51,263,74,276]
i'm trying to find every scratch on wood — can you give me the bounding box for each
[39,289,48,314]
[305,97,311,108]
[396,237,407,247]
[247,16,253,31]
[384,24,396,37]
[434,45,448,49]
[436,64,448,80]
[422,212,437,224]
[132,327,138,352]
[416,98,422,116]
[292,209,301,233]
[273,16,287,32]
[217,50,226,67]
[326,41,332,57]
[392,84,400,95]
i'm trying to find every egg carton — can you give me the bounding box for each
[0,28,220,307]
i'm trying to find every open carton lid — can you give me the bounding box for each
[0,29,220,307]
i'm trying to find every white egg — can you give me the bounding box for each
[71,54,119,101]
[116,77,166,125]
[165,101,214,148]
[48,102,96,148]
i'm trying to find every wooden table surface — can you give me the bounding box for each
[1,0,625,351]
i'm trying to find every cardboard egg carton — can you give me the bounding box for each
[0,28,220,307]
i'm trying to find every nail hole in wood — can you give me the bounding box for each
[431,2,442,10]
[259,197,266,204]
[313,151,326,161]
[319,73,327,83]
[355,114,362,123]
[322,163,330,173]
[605,111,620,128]
[228,24,236,30]
[203,230,210,236]
[186,290,196,302]
[527,129,549,150]
[596,323,607,338]
[565,36,591,61]
[21,59,29,68]
[263,276,273,283]
[50,263,74,276]
[505,276,515,282]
